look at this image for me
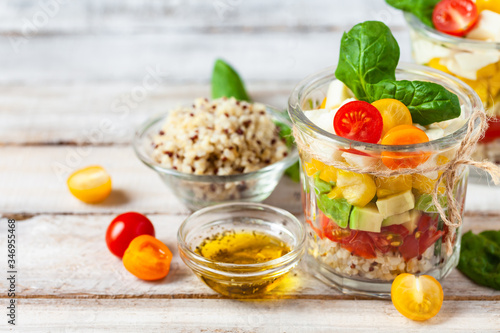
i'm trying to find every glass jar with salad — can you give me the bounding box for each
[288,21,483,296]
[388,0,500,173]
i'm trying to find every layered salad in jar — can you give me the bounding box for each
[291,21,477,285]
[388,0,500,163]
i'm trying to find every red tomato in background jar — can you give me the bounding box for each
[480,117,500,144]
[433,0,479,37]
[106,212,155,258]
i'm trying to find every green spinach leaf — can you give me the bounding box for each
[317,195,352,228]
[314,172,335,195]
[275,120,300,182]
[284,161,300,183]
[335,21,400,101]
[386,0,440,27]
[365,80,461,125]
[458,230,500,290]
[211,59,251,102]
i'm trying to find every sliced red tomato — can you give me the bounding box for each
[320,213,353,243]
[433,0,479,37]
[333,101,383,144]
[339,147,373,157]
[481,116,500,144]
[369,224,409,254]
[342,231,377,259]
[399,214,444,261]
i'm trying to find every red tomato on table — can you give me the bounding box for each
[106,212,155,258]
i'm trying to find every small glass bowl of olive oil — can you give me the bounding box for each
[177,202,305,298]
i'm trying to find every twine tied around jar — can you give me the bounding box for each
[293,109,500,254]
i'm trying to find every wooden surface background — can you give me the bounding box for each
[1,0,500,331]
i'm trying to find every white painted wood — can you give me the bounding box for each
[0,83,291,145]
[1,146,499,215]
[10,299,500,332]
[0,0,407,34]
[0,31,412,84]
[0,213,498,299]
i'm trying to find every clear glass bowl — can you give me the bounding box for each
[133,106,299,211]
[177,202,306,298]
[405,12,500,180]
[288,63,482,297]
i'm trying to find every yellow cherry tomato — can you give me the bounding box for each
[336,170,376,207]
[67,166,112,203]
[371,99,413,136]
[391,274,444,321]
[476,0,500,14]
[123,235,173,281]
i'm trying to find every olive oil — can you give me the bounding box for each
[195,230,292,298]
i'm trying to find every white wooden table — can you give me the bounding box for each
[1,1,500,331]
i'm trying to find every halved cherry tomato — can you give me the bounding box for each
[106,212,156,258]
[391,274,444,321]
[476,0,500,14]
[371,99,413,136]
[433,0,479,37]
[381,125,430,170]
[342,231,377,259]
[67,166,112,203]
[333,101,383,144]
[123,235,173,281]
[480,116,500,144]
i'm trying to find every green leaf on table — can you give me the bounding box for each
[335,21,400,101]
[386,0,440,27]
[365,80,461,125]
[211,59,251,102]
[458,230,500,290]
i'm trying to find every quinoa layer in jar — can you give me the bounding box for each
[289,64,481,296]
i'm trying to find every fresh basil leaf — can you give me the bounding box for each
[386,0,440,27]
[211,59,251,102]
[458,230,500,290]
[366,80,461,126]
[317,195,352,228]
[335,21,400,101]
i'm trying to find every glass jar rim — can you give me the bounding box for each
[177,202,306,276]
[404,12,500,50]
[132,105,299,182]
[287,63,483,153]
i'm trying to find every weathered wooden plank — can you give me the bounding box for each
[0,0,406,34]
[0,31,412,84]
[8,298,500,332]
[1,146,499,215]
[1,213,498,299]
[0,83,290,145]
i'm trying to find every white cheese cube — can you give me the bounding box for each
[467,10,500,42]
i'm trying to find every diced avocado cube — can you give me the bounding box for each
[402,210,421,233]
[382,211,411,227]
[317,194,352,228]
[349,203,383,233]
[376,190,415,218]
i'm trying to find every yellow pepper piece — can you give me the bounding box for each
[304,158,326,177]
[412,156,449,195]
[375,175,412,198]
[427,58,452,75]
[327,186,343,200]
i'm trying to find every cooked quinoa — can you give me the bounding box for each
[152,97,289,175]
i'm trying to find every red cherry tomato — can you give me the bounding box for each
[433,0,479,37]
[333,101,383,144]
[106,212,155,258]
[481,116,500,144]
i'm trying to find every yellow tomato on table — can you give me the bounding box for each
[67,166,112,203]
[391,274,444,321]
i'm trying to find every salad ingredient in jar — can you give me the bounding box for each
[476,0,500,14]
[432,0,479,37]
[152,97,288,176]
[333,101,383,143]
[67,166,112,203]
[372,99,413,136]
[195,230,292,297]
[458,230,500,290]
[196,231,290,264]
[123,235,173,281]
[391,273,444,321]
[381,125,430,169]
[106,212,155,258]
